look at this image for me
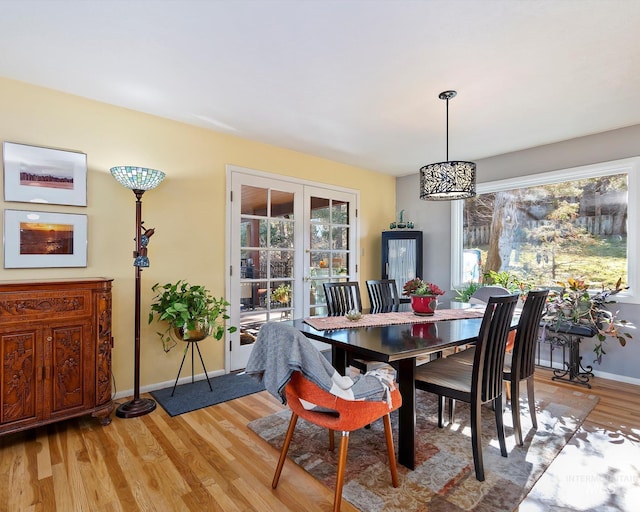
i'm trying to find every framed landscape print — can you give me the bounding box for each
[3,142,87,206]
[4,210,88,268]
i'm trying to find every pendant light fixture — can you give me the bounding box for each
[420,90,476,200]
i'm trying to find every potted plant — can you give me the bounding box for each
[402,278,445,316]
[270,283,291,306]
[541,277,632,363]
[148,280,237,352]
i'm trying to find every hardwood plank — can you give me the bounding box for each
[35,430,52,480]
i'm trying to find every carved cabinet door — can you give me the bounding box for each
[45,320,94,419]
[0,326,44,426]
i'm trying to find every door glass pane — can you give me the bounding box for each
[241,186,267,215]
[332,227,348,249]
[310,224,330,250]
[330,253,348,276]
[270,219,294,248]
[271,190,294,218]
[240,218,269,247]
[331,199,349,224]
[271,250,294,278]
[310,197,330,221]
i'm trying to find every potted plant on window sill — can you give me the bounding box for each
[402,278,445,316]
[541,277,632,363]
[148,280,237,353]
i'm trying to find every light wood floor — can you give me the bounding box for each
[1,369,638,512]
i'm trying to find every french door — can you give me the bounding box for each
[227,167,358,371]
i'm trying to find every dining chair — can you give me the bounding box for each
[323,281,369,372]
[272,371,402,512]
[469,285,510,304]
[446,289,549,446]
[366,279,400,313]
[414,294,518,481]
[323,281,363,316]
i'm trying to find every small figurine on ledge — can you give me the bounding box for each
[389,209,414,230]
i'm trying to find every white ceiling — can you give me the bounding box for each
[1,0,639,177]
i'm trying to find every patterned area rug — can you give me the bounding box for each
[248,381,598,511]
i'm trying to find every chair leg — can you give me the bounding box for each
[470,400,484,481]
[494,394,508,457]
[329,429,335,451]
[511,378,523,446]
[272,413,299,489]
[526,377,537,429]
[382,414,399,487]
[333,432,349,512]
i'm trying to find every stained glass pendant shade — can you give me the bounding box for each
[420,90,476,201]
[110,166,166,191]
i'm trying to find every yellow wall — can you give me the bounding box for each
[0,77,396,394]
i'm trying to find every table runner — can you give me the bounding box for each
[303,307,486,331]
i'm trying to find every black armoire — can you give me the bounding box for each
[381,230,423,299]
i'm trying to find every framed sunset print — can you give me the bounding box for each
[4,209,87,268]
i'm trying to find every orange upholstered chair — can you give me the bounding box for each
[272,371,402,512]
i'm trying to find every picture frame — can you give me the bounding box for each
[3,142,87,206]
[4,209,87,268]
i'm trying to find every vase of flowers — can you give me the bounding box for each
[403,278,445,316]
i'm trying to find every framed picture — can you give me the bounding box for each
[4,210,87,268]
[3,142,87,206]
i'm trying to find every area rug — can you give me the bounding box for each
[248,381,598,511]
[151,372,265,416]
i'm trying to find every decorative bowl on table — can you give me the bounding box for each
[345,309,363,321]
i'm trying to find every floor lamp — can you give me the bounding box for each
[110,166,166,418]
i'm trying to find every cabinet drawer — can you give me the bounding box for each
[0,289,92,323]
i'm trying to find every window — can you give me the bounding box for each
[451,157,640,303]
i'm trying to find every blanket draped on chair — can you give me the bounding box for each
[245,322,391,405]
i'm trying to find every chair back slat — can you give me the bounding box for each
[366,279,400,313]
[511,289,549,382]
[323,282,363,316]
[471,294,518,403]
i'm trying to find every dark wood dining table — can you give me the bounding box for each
[292,304,513,470]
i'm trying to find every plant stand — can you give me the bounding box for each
[538,323,597,389]
[171,339,213,396]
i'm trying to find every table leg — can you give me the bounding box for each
[332,346,347,375]
[396,358,416,470]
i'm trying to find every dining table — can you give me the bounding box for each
[292,302,518,470]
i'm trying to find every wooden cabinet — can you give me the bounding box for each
[381,230,423,299]
[0,278,114,435]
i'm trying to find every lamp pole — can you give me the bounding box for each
[110,167,165,419]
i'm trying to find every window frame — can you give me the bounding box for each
[450,156,640,304]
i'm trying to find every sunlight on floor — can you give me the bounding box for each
[520,426,640,511]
